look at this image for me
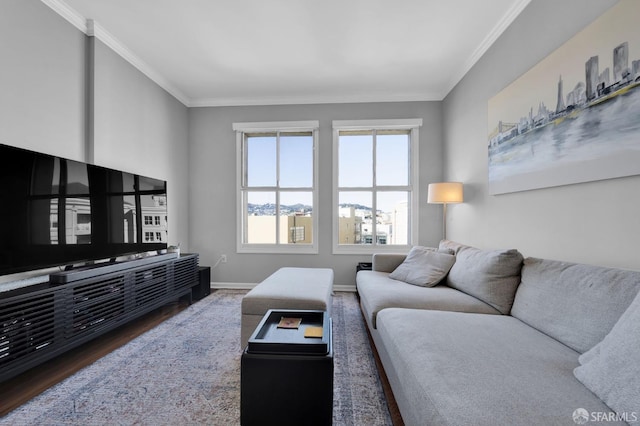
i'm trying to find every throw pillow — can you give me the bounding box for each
[389,246,455,287]
[578,341,601,365]
[574,290,640,420]
[439,240,523,314]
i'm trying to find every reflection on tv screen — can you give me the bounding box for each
[0,143,168,276]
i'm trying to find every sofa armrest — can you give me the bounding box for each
[372,253,406,273]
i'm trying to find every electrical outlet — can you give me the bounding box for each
[221,254,227,263]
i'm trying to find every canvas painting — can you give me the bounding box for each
[488,0,640,195]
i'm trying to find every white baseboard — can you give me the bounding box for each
[333,284,357,292]
[210,282,357,292]
[211,282,255,290]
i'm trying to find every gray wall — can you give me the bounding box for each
[0,0,190,282]
[0,0,86,160]
[188,102,443,286]
[93,40,190,248]
[442,0,640,270]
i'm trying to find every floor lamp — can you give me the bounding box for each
[427,182,463,240]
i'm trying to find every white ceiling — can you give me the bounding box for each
[46,0,531,107]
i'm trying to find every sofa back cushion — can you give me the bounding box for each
[439,240,524,314]
[511,257,640,353]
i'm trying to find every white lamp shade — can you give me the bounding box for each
[428,182,463,204]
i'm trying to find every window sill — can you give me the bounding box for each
[332,245,411,255]
[237,245,319,255]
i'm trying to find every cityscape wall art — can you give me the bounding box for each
[487,0,640,195]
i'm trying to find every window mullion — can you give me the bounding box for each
[242,190,248,244]
[275,131,281,244]
[371,130,377,246]
[241,134,248,188]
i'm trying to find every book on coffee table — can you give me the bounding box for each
[304,326,323,338]
[277,317,302,329]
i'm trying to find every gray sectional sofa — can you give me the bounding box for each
[356,240,640,426]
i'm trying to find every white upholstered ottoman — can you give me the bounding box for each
[240,267,334,349]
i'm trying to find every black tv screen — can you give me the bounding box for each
[0,143,168,277]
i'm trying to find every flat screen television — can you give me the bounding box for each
[0,143,168,277]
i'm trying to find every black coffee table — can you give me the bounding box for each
[241,309,333,426]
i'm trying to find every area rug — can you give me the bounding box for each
[1,290,392,425]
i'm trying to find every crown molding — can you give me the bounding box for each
[40,0,444,108]
[444,0,532,96]
[40,0,192,107]
[40,0,86,32]
[88,20,191,106]
[40,0,529,109]
[189,90,445,108]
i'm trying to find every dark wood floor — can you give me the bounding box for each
[0,300,189,417]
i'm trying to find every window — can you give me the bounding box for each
[332,119,421,254]
[290,226,305,243]
[144,216,153,225]
[29,158,92,245]
[234,121,319,254]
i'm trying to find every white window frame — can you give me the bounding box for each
[234,120,319,254]
[332,118,422,254]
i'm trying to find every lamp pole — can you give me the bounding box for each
[442,202,448,240]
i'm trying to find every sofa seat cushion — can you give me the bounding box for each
[356,271,499,329]
[376,308,622,426]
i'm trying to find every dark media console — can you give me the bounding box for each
[49,252,181,284]
[0,253,199,382]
